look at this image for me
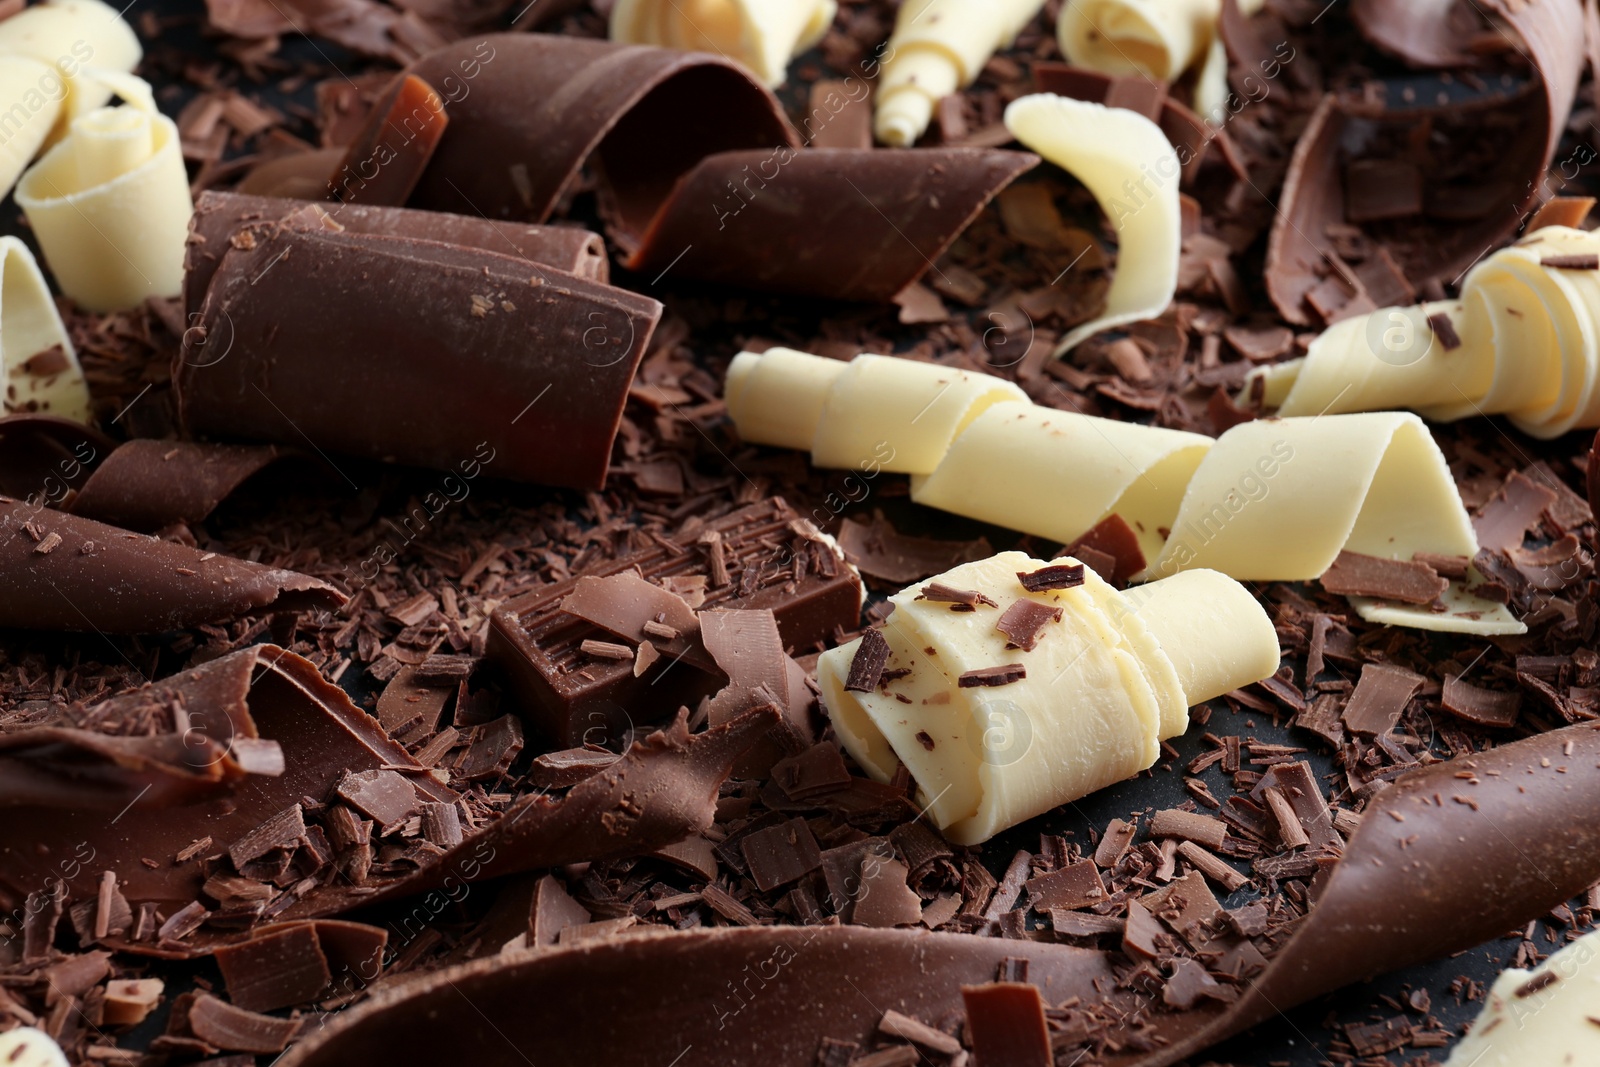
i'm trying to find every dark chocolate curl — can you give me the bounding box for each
[0,500,343,632]
[327,74,448,207]
[0,414,111,501]
[274,927,1113,1067]
[69,440,302,532]
[1351,0,1483,68]
[1264,0,1584,324]
[0,645,448,913]
[626,147,1039,303]
[185,191,609,321]
[403,34,798,242]
[175,221,660,490]
[277,724,1600,1066]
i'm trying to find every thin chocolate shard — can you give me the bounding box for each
[1266,0,1584,323]
[1426,311,1462,351]
[214,923,334,1012]
[1541,253,1600,269]
[1024,860,1106,911]
[837,511,992,584]
[1149,809,1227,850]
[187,993,302,1053]
[1017,562,1086,592]
[957,664,1026,688]
[740,817,823,892]
[1342,663,1425,736]
[1251,761,1342,852]
[845,629,892,693]
[228,805,307,867]
[1064,513,1146,586]
[995,599,1062,651]
[0,500,344,633]
[628,147,1038,303]
[176,223,660,491]
[327,74,447,207]
[558,571,704,667]
[1529,196,1595,231]
[1318,550,1448,604]
[1441,674,1522,728]
[186,191,608,320]
[489,499,860,745]
[918,582,996,608]
[1412,551,1470,580]
[334,771,419,834]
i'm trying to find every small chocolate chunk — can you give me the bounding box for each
[995,599,1063,651]
[1542,254,1600,269]
[335,771,419,833]
[1441,674,1522,728]
[957,664,1026,688]
[1426,312,1462,350]
[187,993,303,1053]
[919,582,997,608]
[1016,562,1086,592]
[1064,513,1146,586]
[845,629,892,693]
[740,818,823,892]
[961,983,1051,1067]
[229,806,307,868]
[1342,663,1425,736]
[1149,809,1228,850]
[1024,860,1106,911]
[1319,550,1448,604]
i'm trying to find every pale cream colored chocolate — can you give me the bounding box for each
[0,1028,68,1067]
[818,552,1277,844]
[1,235,87,422]
[0,56,64,199]
[1251,225,1600,439]
[16,72,191,312]
[609,0,834,88]
[1443,927,1600,1066]
[724,349,1520,634]
[1003,93,1181,354]
[0,0,142,138]
[873,0,1045,146]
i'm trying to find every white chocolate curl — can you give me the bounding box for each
[1003,94,1181,355]
[0,1028,68,1067]
[725,348,1523,635]
[0,0,143,137]
[609,0,835,88]
[1057,0,1265,119]
[873,0,1045,146]
[16,72,192,312]
[1443,927,1600,1066]
[1,235,87,422]
[818,551,1278,844]
[0,56,63,199]
[1249,225,1600,439]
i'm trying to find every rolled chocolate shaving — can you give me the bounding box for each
[403,35,797,239]
[625,147,1039,303]
[327,74,447,208]
[1264,0,1584,324]
[276,724,1600,1067]
[274,926,1114,1067]
[185,190,609,321]
[1032,62,1247,185]
[68,440,305,532]
[0,500,343,632]
[1350,0,1483,68]
[175,219,660,490]
[0,414,111,501]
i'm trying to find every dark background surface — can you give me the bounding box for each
[0,1,1577,1063]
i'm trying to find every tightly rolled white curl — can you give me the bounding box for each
[817,551,1278,844]
[16,70,192,313]
[1057,0,1266,120]
[1251,226,1600,440]
[725,347,1523,635]
[1003,94,1182,355]
[873,0,1046,146]
[0,0,143,196]
[0,236,86,423]
[608,0,835,88]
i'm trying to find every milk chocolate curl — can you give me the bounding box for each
[16,73,192,312]
[1263,0,1584,324]
[0,499,344,632]
[175,220,660,490]
[276,725,1600,1067]
[402,35,796,235]
[274,926,1114,1067]
[0,415,109,500]
[185,191,608,319]
[68,440,306,532]
[326,74,447,207]
[627,147,1038,303]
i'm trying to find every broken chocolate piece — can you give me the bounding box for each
[1016,562,1086,592]
[187,993,301,1053]
[956,664,1026,688]
[1064,513,1146,586]
[994,599,1062,651]
[837,511,992,584]
[1441,675,1522,728]
[327,74,446,207]
[845,629,891,693]
[1342,663,1425,736]
[1319,550,1449,604]
[1541,254,1600,270]
[919,582,997,608]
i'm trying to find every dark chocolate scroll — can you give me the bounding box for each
[273,723,1600,1067]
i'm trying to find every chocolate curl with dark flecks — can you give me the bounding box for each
[0,500,343,632]
[274,724,1600,1066]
